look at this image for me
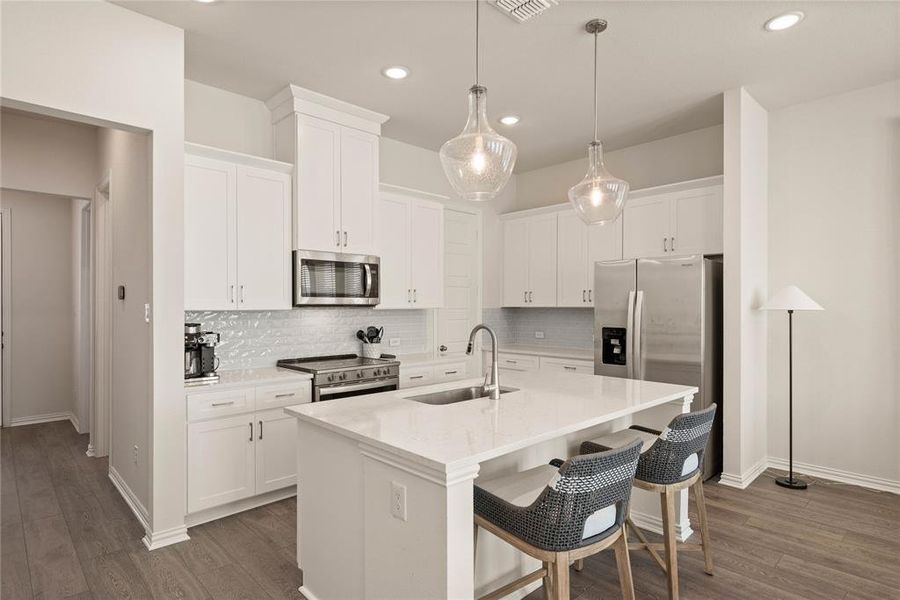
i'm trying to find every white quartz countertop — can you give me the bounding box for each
[285,371,696,471]
[485,345,594,361]
[185,367,311,391]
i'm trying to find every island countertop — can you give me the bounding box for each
[285,371,697,472]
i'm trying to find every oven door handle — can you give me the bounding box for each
[317,378,399,397]
[363,263,373,298]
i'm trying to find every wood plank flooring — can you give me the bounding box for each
[2,421,898,599]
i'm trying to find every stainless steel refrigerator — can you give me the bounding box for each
[594,255,723,479]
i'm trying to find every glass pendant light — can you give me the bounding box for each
[568,19,629,224]
[440,0,517,202]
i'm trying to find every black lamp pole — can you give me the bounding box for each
[776,309,807,489]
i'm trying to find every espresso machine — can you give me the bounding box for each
[184,323,221,385]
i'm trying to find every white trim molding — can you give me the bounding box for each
[9,411,77,427]
[718,456,768,490]
[767,457,900,495]
[630,508,694,543]
[108,466,150,530]
[142,525,191,551]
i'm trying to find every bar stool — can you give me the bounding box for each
[473,440,642,600]
[579,404,717,600]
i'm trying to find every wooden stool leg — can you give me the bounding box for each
[542,561,553,600]
[614,529,635,600]
[693,480,714,575]
[573,558,584,572]
[551,552,570,600]
[660,488,680,600]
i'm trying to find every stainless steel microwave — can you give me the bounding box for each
[292,250,380,306]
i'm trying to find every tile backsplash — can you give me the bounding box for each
[483,307,593,349]
[186,308,428,370]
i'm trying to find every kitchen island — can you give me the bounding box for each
[286,370,697,600]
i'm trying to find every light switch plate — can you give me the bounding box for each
[535,331,545,339]
[390,481,407,521]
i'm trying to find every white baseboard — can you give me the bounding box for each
[718,456,768,490]
[9,411,75,427]
[142,524,190,551]
[108,466,150,531]
[767,457,900,495]
[185,486,296,528]
[299,586,322,600]
[630,509,694,543]
[68,412,81,433]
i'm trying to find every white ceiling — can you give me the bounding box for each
[118,1,899,171]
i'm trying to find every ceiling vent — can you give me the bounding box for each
[490,0,558,23]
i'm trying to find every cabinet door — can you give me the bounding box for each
[670,185,723,255]
[187,415,255,513]
[340,128,378,255]
[409,200,444,308]
[296,115,341,252]
[502,219,529,307]
[236,166,292,310]
[184,156,237,310]
[527,214,558,307]
[623,194,670,259]
[255,409,297,494]
[399,365,435,388]
[556,211,589,307]
[586,215,623,306]
[374,193,411,309]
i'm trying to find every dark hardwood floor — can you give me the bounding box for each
[2,421,898,600]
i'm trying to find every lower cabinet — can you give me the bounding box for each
[485,351,594,375]
[399,361,468,389]
[187,415,256,513]
[255,409,298,495]
[539,356,594,375]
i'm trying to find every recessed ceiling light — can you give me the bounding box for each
[193,0,218,3]
[382,66,410,80]
[764,11,804,32]
[499,115,520,126]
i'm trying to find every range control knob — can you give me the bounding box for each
[340,372,347,381]
[356,371,363,379]
[327,374,334,382]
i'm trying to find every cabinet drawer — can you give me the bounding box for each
[400,366,435,388]
[256,382,311,411]
[436,362,467,381]
[187,388,255,422]
[540,357,594,375]
[496,353,539,372]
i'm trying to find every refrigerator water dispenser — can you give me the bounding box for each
[601,327,627,365]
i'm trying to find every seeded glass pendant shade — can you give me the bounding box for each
[568,19,629,224]
[440,0,517,202]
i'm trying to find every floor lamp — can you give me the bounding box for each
[762,285,823,490]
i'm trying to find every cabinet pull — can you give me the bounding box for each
[335,230,341,247]
[663,237,669,252]
[582,290,587,303]
[343,231,348,247]
[230,285,235,304]
[588,289,592,303]
[505,359,518,364]
[211,400,235,407]
[671,237,675,252]
[258,420,263,440]
[239,285,245,304]
[408,289,412,303]
[563,366,577,371]
[409,375,424,380]
[274,393,295,399]
[413,289,417,303]
[249,422,253,441]
[445,370,458,375]
[523,291,527,303]
[528,291,533,303]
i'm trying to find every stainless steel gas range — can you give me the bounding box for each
[276,354,400,402]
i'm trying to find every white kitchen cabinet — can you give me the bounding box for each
[255,409,297,494]
[399,365,435,388]
[187,414,256,513]
[623,182,723,259]
[339,127,378,254]
[375,189,444,309]
[539,356,594,375]
[184,144,292,311]
[502,213,558,307]
[558,211,623,307]
[295,115,342,252]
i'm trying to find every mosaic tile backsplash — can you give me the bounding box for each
[482,307,594,349]
[186,308,428,370]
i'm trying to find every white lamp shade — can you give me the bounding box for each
[761,285,824,311]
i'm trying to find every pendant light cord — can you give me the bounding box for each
[593,29,598,142]
[475,0,480,86]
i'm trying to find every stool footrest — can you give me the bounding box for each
[478,567,546,600]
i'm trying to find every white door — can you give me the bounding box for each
[623,194,670,259]
[255,409,297,494]
[669,185,723,256]
[296,115,341,252]
[437,210,480,357]
[409,200,444,308]
[556,211,589,307]
[374,193,411,309]
[502,218,529,307]
[527,214,558,307]
[184,156,237,310]
[339,128,378,255]
[235,166,292,310]
[187,415,256,513]
[586,215,624,306]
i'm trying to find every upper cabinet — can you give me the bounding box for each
[269,84,389,255]
[375,186,444,309]
[623,182,723,259]
[184,144,292,311]
[502,213,557,307]
[557,211,623,307]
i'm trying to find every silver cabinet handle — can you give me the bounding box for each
[274,393,295,398]
[671,237,675,252]
[413,289,417,303]
[335,230,340,247]
[343,231,348,247]
[439,344,448,352]
[563,365,577,371]
[230,285,235,304]
[528,291,533,303]
[211,400,235,407]
[445,370,458,375]
[582,290,586,303]
[248,422,253,441]
[523,291,527,303]
[239,285,245,304]
[505,359,518,364]
[663,237,669,252]
[258,420,263,440]
[588,289,592,303]
[409,375,424,380]
[408,289,412,303]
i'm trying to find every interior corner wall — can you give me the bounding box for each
[1,189,76,424]
[721,88,768,485]
[768,80,900,486]
[185,79,273,158]
[1,0,186,545]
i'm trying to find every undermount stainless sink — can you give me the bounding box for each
[406,386,518,406]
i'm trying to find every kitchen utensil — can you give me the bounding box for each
[366,326,379,343]
[356,330,368,344]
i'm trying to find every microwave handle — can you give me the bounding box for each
[363,263,373,297]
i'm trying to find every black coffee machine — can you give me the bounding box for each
[184,323,221,385]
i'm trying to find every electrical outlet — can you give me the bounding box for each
[390,481,407,521]
[535,331,545,339]
[132,445,139,465]
[389,338,400,347]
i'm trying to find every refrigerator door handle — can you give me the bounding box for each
[633,290,645,380]
[625,290,636,379]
